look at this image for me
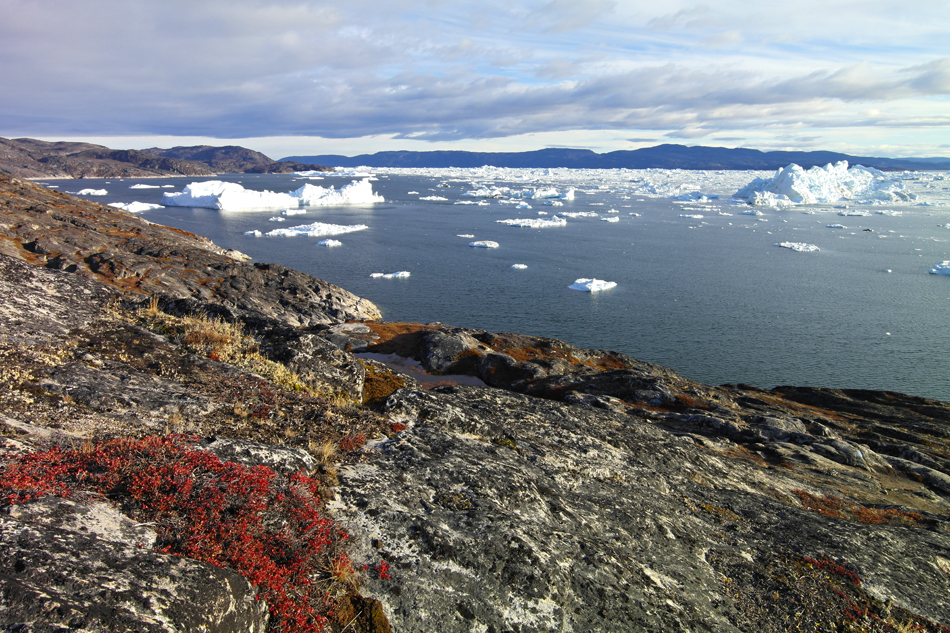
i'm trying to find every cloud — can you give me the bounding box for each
[2,0,950,155]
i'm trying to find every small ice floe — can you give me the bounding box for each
[454,200,479,205]
[739,209,764,216]
[130,184,159,189]
[457,234,475,238]
[108,201,163,213]
[268,217,286,222]
[496,216,566,228]
[317,239,342,247]
[244,230,263,236]
[515,201,532,209]
[776,242,820,252]
[469,241,499,248]
[607,208,619,213]
[74,188,108,196]
[511,264,528,269]
[371,271,411,278]
[420,196,448,201]
[264,222,368,237]
[827,224,847,229]
[929,261,950,275]
[561,211,598,218]
[569,278,617,292]
[601,216,620,223]
[940,224,950,229]
[282,208,306,216]
[544,200,564,206]
[680,214,703,219]
[630,212,642,217]
[407,191,419,195]
[839,209,872,217]
[718,211,733,216]
[877,209,902,216]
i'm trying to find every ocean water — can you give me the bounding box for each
[46,168,950,402]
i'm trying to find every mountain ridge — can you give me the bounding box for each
[0,137,332,179]
[283,143,950,171]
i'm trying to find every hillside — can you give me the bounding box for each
[0,137,332,179]
[284,144,950,171]
[1,173,949,633]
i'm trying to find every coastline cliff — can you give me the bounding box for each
[1,173,948,632]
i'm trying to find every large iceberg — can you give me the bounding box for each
[569,278,617,292]
[734,162,916,206]
[162,179,384,210]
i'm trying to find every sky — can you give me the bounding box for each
[2,0,949,159]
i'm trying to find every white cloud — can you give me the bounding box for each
[1,0,949,156]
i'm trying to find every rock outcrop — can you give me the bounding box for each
[1,174,949,633]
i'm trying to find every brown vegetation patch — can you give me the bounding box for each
[362,322,436,359]
[792,490,924,526]
[361,361,407,408]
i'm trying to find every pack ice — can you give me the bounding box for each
[162,179,384,210]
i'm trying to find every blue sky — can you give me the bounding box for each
[2,0,949,158]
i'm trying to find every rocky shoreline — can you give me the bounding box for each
[1,172,948,632]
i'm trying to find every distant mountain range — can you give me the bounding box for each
[0,137,332,179]
[283,144,950,172]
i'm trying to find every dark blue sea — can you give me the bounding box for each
[45,168,950,402]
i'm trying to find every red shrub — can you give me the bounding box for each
[0,435,351,633]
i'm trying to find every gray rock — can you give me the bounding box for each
[0,498,268,633]
[199,435,318,474]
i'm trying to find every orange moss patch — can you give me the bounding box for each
[792,490,924,526]
[362,322,437,359]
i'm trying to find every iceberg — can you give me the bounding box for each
[371,271,410,278]
[827,224,847,229]
[317,239,342,247]
[457,234,475,238]
[561,211,598,218]
[244,230,263,236]
[734,161,914,206]
[776,242,820,252]
[496,216,567,228]
[74,188,107,196]
[108,201,163,213]
[268,217,286,222]
[680,214,703,219]
[263,222,369,237]
[601,216,620,223]
[161,179,383,210]
[469,241,499,248]
[929,261,950,275]
[420,196,448,201]
[130,184,160,189]
[511,264,528,269]
[569,278,617,292]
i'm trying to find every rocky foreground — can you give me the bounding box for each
[1,172,949,633]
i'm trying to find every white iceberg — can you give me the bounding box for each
[130,184,160,189]
[108,201,163,213]
[544,200,564,206]
[929,261,950,275]
[511,264,528,269]
[601,216,620,223]
[371,271,411,278]
[282,208,307,216]
[776,242,820,252]
[838,209,872,217]
[734,161,915,206]
[469,241,499,248]
[457,234,475,238]
[244,230,263,236]
[420,196,448,201]
[264,222,369,237]
[738,209,764,216]
[161,179,383,210]
[569,278,617,292]
[496,216,567,228]
[515,202,533,209]
[268,217,286,222]
[317,239,342,247]
[74,188,108,196]
[827,224,847,229]
[680,214,704,219]
[561,211,598,218]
